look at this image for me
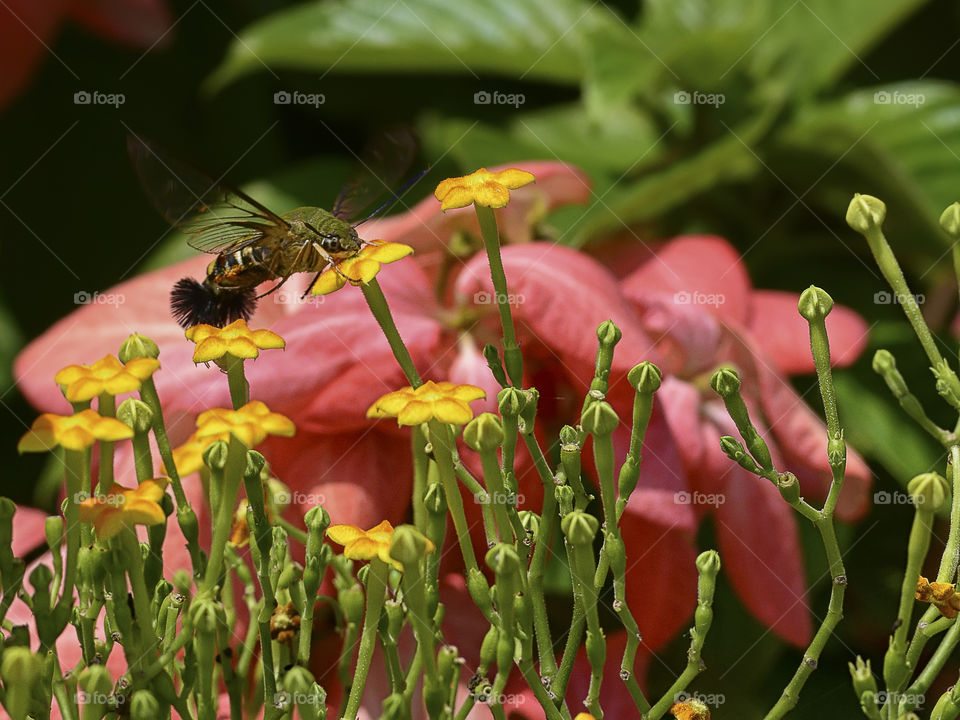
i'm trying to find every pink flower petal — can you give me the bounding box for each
[748,290,870,374]
[11,505,49,557]
[455,243,659,375]
[622,235,753,325]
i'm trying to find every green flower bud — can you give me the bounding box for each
[597,320,622,346]
[466,567,494,618]
[381,692,406,718]
[437,645,460,687]
[561,510,600,546]
[130,690,162,720]
[497,388,525,417]
[518,388,538,433]
[116,398,153,433]
[1,647,40,685]
[340,583,365,626]
[482,344,508,387]
[941,202,960,238]
[873,349,908,397]
[43,516,61,551]
[172,569,192,594]
[245,450,267,479]
[383,599,405,642]
[695,550,721,578]
[202,440,229,471]
[119,333,160,362]
[555,484,575,515]
[479,626,499,672]
[189,595,221,633]
[718,436,761,475]
[710,367,741,397]
[584,627,606,671]
[797,285,834,322]
[627,361,662,393]
[78,663,113,710]
[424,483,447,515]
[846,193,887,234]
[848,656,877,697]
[518,510,540,540]
[463,413,505,451]
[908,472,950,512]
[559,425,579,445]
[605,534,626,575]
[581,400,619,436]
[485,543,520,576]
[389,525,434,566]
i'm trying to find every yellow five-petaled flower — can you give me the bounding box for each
[367,381,486,426]
[311,241,414,295]
[18,409,134,453]
[78,478,169,539]
[327,520,431,571]
[184,319,285,364]
[434,168,535,211]
[169,429,230,476]
[195,400,296,448]
[54,354,160,403]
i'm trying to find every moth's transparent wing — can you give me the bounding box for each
[127,135,289,254]
[332,127,418,223]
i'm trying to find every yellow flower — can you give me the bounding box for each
[574,715,596,720]
[54,355,160,403]
[327,520,410,570]
[18,409,134,453]
[195,400,295,447]
[670,699,711,720]
[311,240,413,295]
[367,381,486,426]
[169,430,230,476]
[434,168,535,211]
[77,478,168,539]
[184,319,285,364]
[916,575,960,619]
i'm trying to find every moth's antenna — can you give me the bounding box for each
[352,166,430,228]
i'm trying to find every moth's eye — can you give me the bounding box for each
[322,235,342,252]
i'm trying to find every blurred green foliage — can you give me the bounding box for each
[4,0,960,714]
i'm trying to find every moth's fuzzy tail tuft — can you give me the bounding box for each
[170,277,257,328]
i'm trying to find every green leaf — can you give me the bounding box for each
[208,0,619,91]
[779,81,960,258]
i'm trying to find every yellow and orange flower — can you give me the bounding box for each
[916,575,960,618]
[310,240,414,295]
[77,478,168,539]
[18,409,134,453]
[54,354,160,403]
[670,699,711,720]
[367,381,486,426]
[184,319,285,363]
[326,520,412,570]
[195,400,295,448]
[434,168,535,211]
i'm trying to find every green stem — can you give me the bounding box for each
[361,278,422,387]
[201,436,247,593]
[57,450,85,614]
[427,421,477,572]
[475,204,523,386]
[221,355,249,409]
[341,558,389,720]
[96,393,116,495]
